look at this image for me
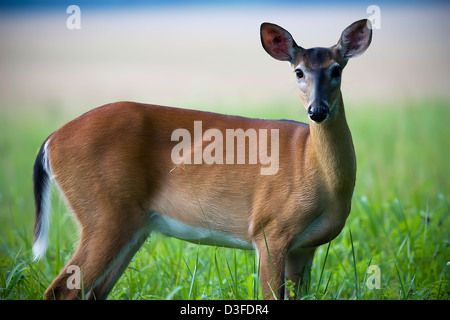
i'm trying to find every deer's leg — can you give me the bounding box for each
[285,247,316,299]
[45,207,149,300]
[255,237,287,300]
[86,229,150,300]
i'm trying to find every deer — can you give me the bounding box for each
[32,19,372,300]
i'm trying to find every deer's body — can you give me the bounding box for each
[33,20,371,300]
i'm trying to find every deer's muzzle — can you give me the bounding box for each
[307,102,329,123]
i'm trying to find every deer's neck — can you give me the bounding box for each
[307,96,356,196]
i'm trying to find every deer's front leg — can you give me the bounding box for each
[285,247,316,299]
[255,237,288,300]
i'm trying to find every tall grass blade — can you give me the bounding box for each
[317,241,331,293]
[183,249,200,300]
[349,228,359,299]
[334,275,345,300]
[224,251,238,299]
[233,251,238,299]
[214,249,224,299]
[396,230,411,258]
[323,272,332,296]
[166,286,183,300]
[394,262,406,299]
[405,274,415,299]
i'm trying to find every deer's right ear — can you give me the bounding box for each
[336,19,372,60]
[260,23,298,63]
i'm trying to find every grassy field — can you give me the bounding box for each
[0,98,448,300]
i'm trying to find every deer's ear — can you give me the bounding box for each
[336,19,372,60]
[260,23,299,63]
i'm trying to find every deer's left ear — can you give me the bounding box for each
[335,19,372,60]
[260,22,299,63]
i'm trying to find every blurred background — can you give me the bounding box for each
[0,0,449,116]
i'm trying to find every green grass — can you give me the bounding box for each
[0,98,448,300]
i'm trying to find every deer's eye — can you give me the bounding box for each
[331,65,342,79]
[295,69,304,79]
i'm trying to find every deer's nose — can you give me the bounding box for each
[307,102,329,123]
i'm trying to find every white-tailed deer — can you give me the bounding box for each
[32,19,372,299]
